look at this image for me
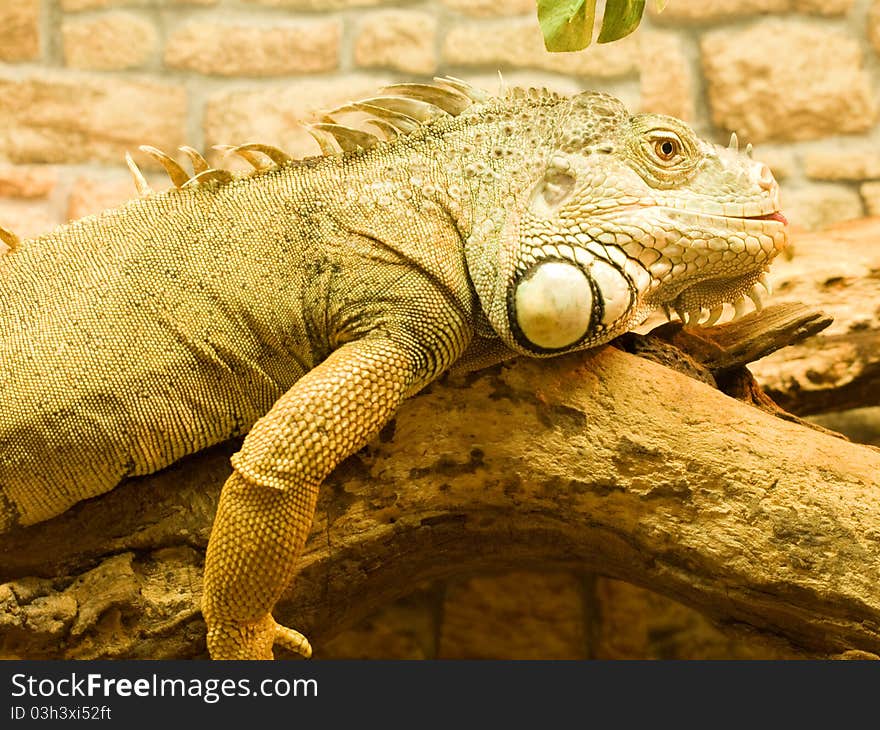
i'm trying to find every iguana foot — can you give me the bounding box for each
[206,613,312,660]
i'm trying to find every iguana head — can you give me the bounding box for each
[463,90,788,357]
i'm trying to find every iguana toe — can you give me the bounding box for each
[206,613,309,660]
[274,622,312,659]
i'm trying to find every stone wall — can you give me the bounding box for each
[3,0,880,237]
[2,0,878,659]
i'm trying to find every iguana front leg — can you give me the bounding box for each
[202,333,457,659]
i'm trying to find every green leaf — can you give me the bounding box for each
[537,0,597,53]
[597,0,646,44]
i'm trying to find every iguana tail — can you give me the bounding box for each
[0,224,19,255]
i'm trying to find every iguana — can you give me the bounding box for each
[0,78,787,660]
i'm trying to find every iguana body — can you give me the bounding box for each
[0,79,787,659]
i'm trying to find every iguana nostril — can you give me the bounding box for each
[758,164,774,190]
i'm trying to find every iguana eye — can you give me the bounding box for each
[654,137,680,161]
[629,117,701,186]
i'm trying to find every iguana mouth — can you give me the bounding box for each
[742,211,788,225]
[659,206,788,231]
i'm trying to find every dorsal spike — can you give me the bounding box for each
[125,151,153,197]
[356,95,446,123]
[310,123,381,153]
[350,102,420,133]
[433,75,488,103]
[179,146,209,174]
[380,82,472,115]
[748,285,764,312]
[232,143,293,167]
[322,101,381,121]
[745,142,754,159]
[139,145,189,188]
[728,132,739,151]
[323,102,355,118]
[183,168,236,188]
[213,144,273,171]
[0,223,20,254]
[303,125,343,156]
[703,305,725,327]
[362,118,400,141]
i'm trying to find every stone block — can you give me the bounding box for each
[0,0,40,62]
[62,13,157,71]
[0,72,187,165]
[354,11,437,74]
[165,20,340,76]
[702,21,876,142]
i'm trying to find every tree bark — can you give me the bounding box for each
[1,304,878,660]
[748,218,880,416]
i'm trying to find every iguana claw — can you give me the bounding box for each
[275,622,312,659]
[206,613,311,660]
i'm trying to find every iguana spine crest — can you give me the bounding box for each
[0,225,19,254]
[121,76,494,200]
[1,77,558,248]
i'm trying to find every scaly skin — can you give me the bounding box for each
[0,80,787,659]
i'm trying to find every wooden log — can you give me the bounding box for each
[2,313,879,659]
[748,217,880,415]
[625,303,845,437]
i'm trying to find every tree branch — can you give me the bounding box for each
[2,311,879,659]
